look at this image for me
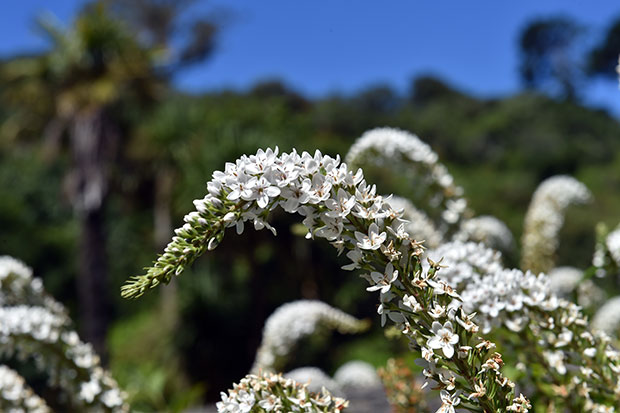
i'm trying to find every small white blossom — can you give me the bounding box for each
[437,389,461,413]
[355,223,387,250]
[428,321,459,358]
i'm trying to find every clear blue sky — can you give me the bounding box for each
[2,1,620,113]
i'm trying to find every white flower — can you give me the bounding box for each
[366,263,398,294]
[217,391,240,412]
[386,196,442,247]
[592,296,620,335]
[333,360,381,390]
[455,215,514,253]
[377,292,405,327]
[428,279,460,298]
[428,321,459,358]
[315,216,343,241]
[402,294,422,312]
[79,378,102,403]
[0,256,67,319]
[235,389,255,412]
[355,223,386,250]
[437,389,461,413]
[324,188,356,219]
[0,365,51,412]
[250,177,281,208]
[0,304,127,411]
[606,227,620,266]
[285,367,343,396]
[521,175,590,273]
[584,347,597,358]
[345,127,467,233]
[251,300,366,373]
[342,249,364,271]
[226,173,255,201]
[547,266,583,296]
[544,350,567,375]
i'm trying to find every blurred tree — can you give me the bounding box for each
[0,4,161,356]
[106,0,221,327]
[105,0,219,75]
[587,17,620,79]
[408,75,464,105]
[249,80,308,111]
[518,17,584,101]
[353,84,402,114]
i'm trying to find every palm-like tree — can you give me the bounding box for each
[0,4,161,356]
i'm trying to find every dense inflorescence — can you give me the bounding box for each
[216,372,349,412]
[0,365,51,413]
[386,196,442,248]
[250,300,368,373]
[425,241,504,287]
[547,266,583,296]
[333,361,381,390]
[345,127,468,235]
[431,241,620,411]
[593,223,620,279]
[548,267,603,309]
[592,296,620,336]
[0,257,128,412]
[454,215,514,254]
[284,367,344,396]
[0,256,67,318]
[521,175,591,274]
[606,226,620,267]
[123,147,530,412]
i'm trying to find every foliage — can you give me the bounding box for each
[518,16,584,100]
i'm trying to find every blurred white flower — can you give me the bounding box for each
[285,367,343,396]
[250,300,367,373]
[333,360,381,390]
[521,175,591,274]
[592,296,620,336]
[455,215,514,253]
[0,365,50,412]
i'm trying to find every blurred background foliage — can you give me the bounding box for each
[1,1,620,411]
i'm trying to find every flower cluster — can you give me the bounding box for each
[0,365,50,413]
[285,367,344,396]
[593,223,620,279]
[547,266,583,296]
[521,175,591,274]
[0,306,127,411]
[124,147,530,412]
[0,256,67,318]
[592,296,620,336]
[386,196,442,248]
[548,267,603,309]
[431,241,620,410]
[217,372,349,412]
[0,257,128,412]
[425,241,504,287]
[332,361,381,390]
[377,358,428,412]
[282,361,382,399]
[250,300,368,373]
[345,127,468,234]
[454,215,514,254]
[606,226,620,267]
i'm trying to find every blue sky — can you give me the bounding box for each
[2,1,620,113]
